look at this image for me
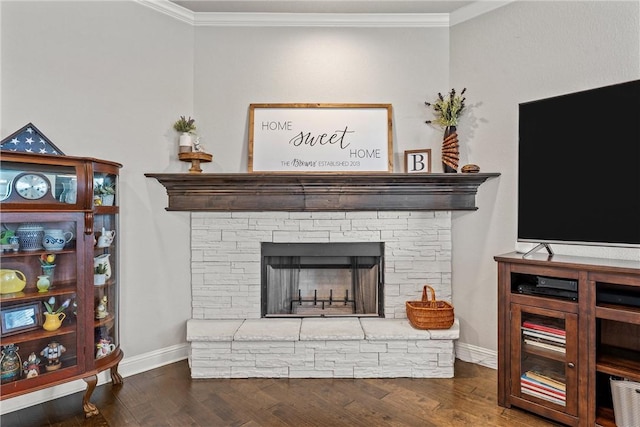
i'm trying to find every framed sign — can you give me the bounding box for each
[1,302,41,337]
[404,149,432,173]
[249,103,393,172]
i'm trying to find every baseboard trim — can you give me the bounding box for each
[455,342,497,370]
[0,343,189,415]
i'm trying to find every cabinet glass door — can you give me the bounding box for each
[511,304,578,416]
[0,212,85,392]
[0,161,83,208]
[92,170,119,366]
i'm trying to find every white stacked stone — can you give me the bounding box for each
[189,210,455,378]
[191,211,452,320]
[187,318,459,379]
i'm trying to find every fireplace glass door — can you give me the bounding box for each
[261,243,383,317]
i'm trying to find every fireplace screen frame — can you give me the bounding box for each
[261,242,384,318]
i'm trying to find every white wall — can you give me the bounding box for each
[192,25,449,171]
[1,1,195,361]
[450,0,640,361]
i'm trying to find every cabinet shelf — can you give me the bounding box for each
[595,304,640,322]
[0,284,78,304]
[0,248,76,259]
[523,343,567,362]
[596,346,640,381]
[94,314,115,329]
[94,206,119,215]
[595,407,617,427]
[2,322,77,345]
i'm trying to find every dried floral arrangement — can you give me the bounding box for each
[425,88,467,127]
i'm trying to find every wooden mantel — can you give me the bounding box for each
[144,172,500,211]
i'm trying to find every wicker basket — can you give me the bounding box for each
[406,285,454,330]
[610,377,640,427]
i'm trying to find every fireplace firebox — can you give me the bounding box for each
[261,242,384,317]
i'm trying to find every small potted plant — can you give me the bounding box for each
[94,183,116,206]
[94,263,108,286]
[173,115,197,152]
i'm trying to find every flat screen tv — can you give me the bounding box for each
[518,79,640,254]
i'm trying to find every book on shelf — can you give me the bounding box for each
[521,376,566,398]
[521,327,566,344]
[522,320,566,337]
[521,384,566,404]
[521,386,566,406]
[524,338,566,354]
[524,370,566,392]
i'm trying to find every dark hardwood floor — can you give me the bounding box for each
[2,359,561,427]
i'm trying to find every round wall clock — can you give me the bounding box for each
[13,172,52,200]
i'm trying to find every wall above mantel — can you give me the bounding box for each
[144,172,500,211]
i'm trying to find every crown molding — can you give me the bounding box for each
[193,12,448,27]
[134,0,195,24]
[135,0,512,28]
[450,0,517,26]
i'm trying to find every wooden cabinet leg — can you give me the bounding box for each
[82,374,100,418]
[110,361,123,385]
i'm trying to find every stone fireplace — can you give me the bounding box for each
[145,172,498,378]
[190,211,453,320]
[261,242,384,317]
[186,210,459,378]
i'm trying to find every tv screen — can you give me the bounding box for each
[518,79,640,248]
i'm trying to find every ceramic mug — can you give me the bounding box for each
[42,229,73,251]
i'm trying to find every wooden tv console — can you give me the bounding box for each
[495,252,640,427]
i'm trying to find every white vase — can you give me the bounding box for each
[179,132,192,153]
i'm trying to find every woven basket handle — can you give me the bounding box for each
[421,285,436,303]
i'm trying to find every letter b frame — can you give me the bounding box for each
[404,149,432,173]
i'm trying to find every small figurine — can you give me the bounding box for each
[1,344,22,383]
[95,296,108,320]
[193,136,205,152]
[22,352,41,378]
[96,337,115,359]
[40,342,66,371]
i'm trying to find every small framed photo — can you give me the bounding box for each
[404,149,432,173]
[1,302,41,337]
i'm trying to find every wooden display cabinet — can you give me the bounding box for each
[496,252,640,427]
[0,152,122,417]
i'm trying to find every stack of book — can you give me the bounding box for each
[521,320,566,354]
[521,370,566,406]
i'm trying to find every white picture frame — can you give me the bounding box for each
[248,103,393,173]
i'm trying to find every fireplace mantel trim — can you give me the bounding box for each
[145,172,500,211]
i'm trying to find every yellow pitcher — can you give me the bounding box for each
[43,312,65,331]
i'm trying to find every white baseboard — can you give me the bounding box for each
[0,343,188,415]
[455,342,497,370]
